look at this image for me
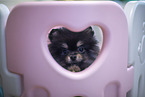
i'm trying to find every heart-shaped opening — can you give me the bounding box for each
[48,26,103,72]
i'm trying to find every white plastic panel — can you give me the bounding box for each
[124,1,145,97]
[0,4,21,97]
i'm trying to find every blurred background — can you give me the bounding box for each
[0,0,138,10]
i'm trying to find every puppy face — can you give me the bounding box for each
[48,27,99,72]
[62,41,84,63]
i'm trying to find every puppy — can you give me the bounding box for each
[48,26,100,72]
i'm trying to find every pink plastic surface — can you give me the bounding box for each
[5,1,134,97]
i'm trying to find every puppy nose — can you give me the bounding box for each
[70,55,77,61]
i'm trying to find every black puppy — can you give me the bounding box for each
[48,27,99,72]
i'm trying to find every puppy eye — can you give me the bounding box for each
[62,49,69,55]
[78,46,85,53]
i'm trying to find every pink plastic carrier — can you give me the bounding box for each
[5,1,134,97]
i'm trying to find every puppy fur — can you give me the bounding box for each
[48,26,100,72]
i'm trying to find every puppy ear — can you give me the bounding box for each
[49,29,59,42]
[84,26,94,36]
